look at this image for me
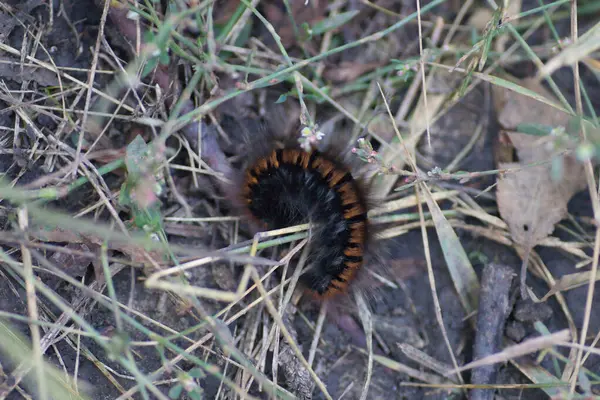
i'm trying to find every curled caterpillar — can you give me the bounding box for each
[241,147,369,297]
[208,115,381,299]
[202,101,381,299]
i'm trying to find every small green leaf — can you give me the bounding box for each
[159,51,170,66]
[168,384,183,399]
[311,10,359,36]
[118,181,133,207]
[189,389,203,400]
[106,331,131,361]
[300,22,312,41]
[516,123,554,136]
[468,251,489,264]
[456,66,474,99]
[142,56,159,78]
[188,367,205,379]
[143,30,155,43]
[275,94,287,104]
[234,17,253,47]
[303,93,327,104]
[125,135,149,177]
[576,142,596,162]
[119,135,164,232]
[133,205,163,232]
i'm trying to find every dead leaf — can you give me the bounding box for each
[50,242,101,282]
[496,148,585,246]
[493,78,587,247]
[495,78,571,130]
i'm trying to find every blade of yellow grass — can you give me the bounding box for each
[511,361,566,398]
[355,291,373,400]
[538,20,600,78]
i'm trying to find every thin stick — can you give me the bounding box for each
[416,0,432,148]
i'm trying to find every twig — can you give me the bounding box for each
[470,264,516,400]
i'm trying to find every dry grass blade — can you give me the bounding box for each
[511,361,567,399]
[538,20,600,78]
[369,352,447,385]
[446,329,570,376]
[398,343,455,381]
[376,83,480,314]
[540,270,600,301]
[355,291,373,400]
[247,266,332,400]
[420,189,480,314]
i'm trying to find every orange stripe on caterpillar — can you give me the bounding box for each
[343,246,363,258]
[311,156,336,178]
[298,151,311,169]
[343,204,365,219]
[254,157,268,174]
[337,182,360,206]
[267,151,280,169]
[349,225,366,244]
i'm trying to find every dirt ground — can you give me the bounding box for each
[0,0,599,399]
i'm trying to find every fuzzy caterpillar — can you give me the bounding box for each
[206,107,383,300]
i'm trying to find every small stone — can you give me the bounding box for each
[505,321,526,342]
[513,301,553,322]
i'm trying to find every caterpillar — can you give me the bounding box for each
[241,146,369,297]
[209,107,381,299]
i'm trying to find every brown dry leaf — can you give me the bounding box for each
[493,78,587,247]
[496,155,585,246]
[495,78,572,131]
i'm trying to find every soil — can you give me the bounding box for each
[0,1,599,399]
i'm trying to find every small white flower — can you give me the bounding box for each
[301,127,312,137]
